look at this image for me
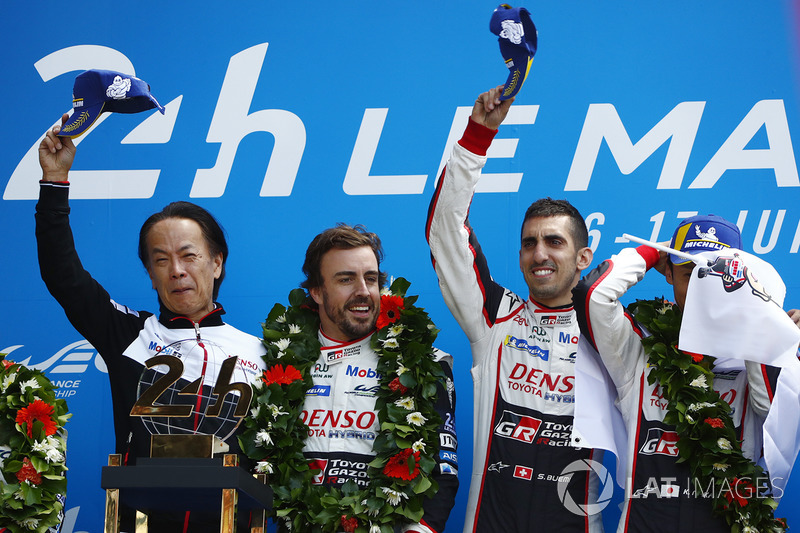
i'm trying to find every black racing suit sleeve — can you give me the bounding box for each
[417,359,459,533]
[35,182,149,455]
[35,182,148,355]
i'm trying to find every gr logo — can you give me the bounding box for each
[640,428,679,457]
[494,410,542,443]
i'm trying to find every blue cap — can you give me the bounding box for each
[490,4,538,101]
[669,215,742,265]
[59,69,166,138]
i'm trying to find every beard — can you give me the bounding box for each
[320,289,378,340]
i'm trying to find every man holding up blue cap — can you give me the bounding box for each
[573,215,800,532]
[426,84,601,531]
[36,70,265,532]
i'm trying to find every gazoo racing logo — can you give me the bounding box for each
[539,314,573,326]
[494,410,542,443]
[504,335,548,361]
[639,428,679,457]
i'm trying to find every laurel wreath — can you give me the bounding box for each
[0,353,70,533]
[239,278,445,532]
[629,298,787,533]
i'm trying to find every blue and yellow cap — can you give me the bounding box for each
[490,4,538,101]
[669,215,742,265]
[59,69,165,138]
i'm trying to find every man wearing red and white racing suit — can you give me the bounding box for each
[572,240,779,532]
[298,225,458,533]
[302,334,458,533]
[426,87,601,532]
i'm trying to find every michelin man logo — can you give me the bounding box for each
[106,76,132,99]
[500,20,525,45]
[695,224,718,241]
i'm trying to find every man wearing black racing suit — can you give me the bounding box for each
[426,86,601,532]
[36,114,266,532]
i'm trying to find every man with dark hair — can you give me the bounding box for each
[268,223,458,532]
[425,86,599,531]
[572,215,799,532]
[36,115,266,532]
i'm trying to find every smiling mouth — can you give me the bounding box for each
[531,267,555,278]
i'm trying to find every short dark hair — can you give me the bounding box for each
[138,202,228,300]
[521,198,589,249]
[301,223,386,291]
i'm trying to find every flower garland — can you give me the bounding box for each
[628,298,787,533]
[239,278,445,533]
[0,353,70,533]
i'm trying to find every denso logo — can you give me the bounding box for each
[300,409,377,429]
[345,365,381,379]
[640,428,679,456]
[508,363,574,393]
[494,410,542,443]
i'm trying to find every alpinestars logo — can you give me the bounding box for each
[494,410,542,443]
[639,428,679,456]
[697,254,773,302]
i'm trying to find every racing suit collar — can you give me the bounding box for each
[526,297,574,313]
[318,328,375,348]
[158,301,226,329]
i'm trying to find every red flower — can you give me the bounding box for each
[723,478,755,507]
[262,364,303,386]
[377,295,405,330]
[1,358,14,369]
[383,448,421,480]
[689,352,704,363]
[704,417,725,429]
[15,399,57,438]
[340,515,358,533]
[16,457,42,485]
[388,377,408,395]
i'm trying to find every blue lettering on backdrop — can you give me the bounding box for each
[2,2,800,532]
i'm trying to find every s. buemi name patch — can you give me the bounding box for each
[324,343,362,364]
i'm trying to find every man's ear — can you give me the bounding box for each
[665,263,674,286]
[576,247,593,270]
[310,286,322,305]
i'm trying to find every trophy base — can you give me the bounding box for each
[151,434,216,458]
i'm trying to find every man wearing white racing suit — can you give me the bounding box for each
[426,86,601,532]
[572,215,781,532]
[299,224,458,533]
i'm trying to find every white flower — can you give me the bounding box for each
[717,438,733,450]
[45,447,65,463]
[250,405,261,418]
[255,430,273,446]
[16,518,39,530]
[272,338,291,352]
[268,404,288,419]
[687,402,715,412]
[686,414,695,424]
[32,437,65,463]
[381,487,408,506]
[370,523,382,533]
[396,363,408,375]
[689,375,708,390]
[381,338,400,349]
[406,412,427,426]
[19,378,39,393]
[1,373,16,392]
[255,460,274,474]
[380,287,392,296]
[412,439,426,452]
[712,463,730,471]
[361,499,380,517]
[276,314,286,323]
[387,324,404,337]
[288,324,302,334]
[427,323,436,330]
[276,351,286,359]
[394,397,415,410]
